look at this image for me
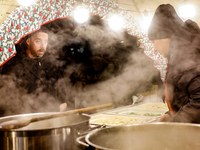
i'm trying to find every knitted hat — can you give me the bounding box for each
[148,4,184,41]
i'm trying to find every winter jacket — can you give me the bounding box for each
[0,50,62,116]
[1,51,60,94]
[166,20,200,123]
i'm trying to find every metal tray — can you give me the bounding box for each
[132,102,168,110]
[90,114,157,126]
[105,107,166,117]
[103,102,167,116]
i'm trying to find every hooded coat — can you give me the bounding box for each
[166,19,200,123]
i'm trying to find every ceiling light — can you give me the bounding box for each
[139,10,153,31]
[73,6,89,24]
[141,16,152,31]
[108,15,124,31]
[17,0,35,6]
[178,4,196,19]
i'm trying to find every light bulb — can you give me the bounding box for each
[17,0,35,6]
[108,15,124,31]
[73,6,89,24]
[178,4,196,19]
[141,16,152,31]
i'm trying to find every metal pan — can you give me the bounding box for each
[78,122,200,150]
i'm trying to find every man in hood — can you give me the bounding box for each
[148,4,200,123]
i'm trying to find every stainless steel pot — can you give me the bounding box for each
[78,122,200,150]
[0,113,90,150]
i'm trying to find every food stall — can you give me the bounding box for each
[1,0,200,150]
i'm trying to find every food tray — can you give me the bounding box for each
[132,102,168,110]
[90,114,156,126]
[105,108,166,117]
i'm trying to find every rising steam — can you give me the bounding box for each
[0,15,162,117]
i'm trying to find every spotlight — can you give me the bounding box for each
[178,4,196,19]
[17,0,35,6]
[108,15,124,31]
[141,10,152,31]
[73,6,89,24]
[141,16,152,31]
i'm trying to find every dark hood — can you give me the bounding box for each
[168,19,200,75]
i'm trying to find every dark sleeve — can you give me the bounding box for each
[169,76,200,123]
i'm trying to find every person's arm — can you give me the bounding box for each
[169,76,200,123]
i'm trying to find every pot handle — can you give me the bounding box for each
[75,124,106,136]
[76,135,89,147]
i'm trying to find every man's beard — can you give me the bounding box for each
[30,47,45,58]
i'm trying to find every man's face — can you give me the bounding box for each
[26,32,48,58]
[153,38,170,58]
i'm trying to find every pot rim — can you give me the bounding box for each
[0,112,90,132]
[85,122,200,150]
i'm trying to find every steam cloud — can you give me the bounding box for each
[0,15,162,117]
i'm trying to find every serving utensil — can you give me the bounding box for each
[0,103,112,130]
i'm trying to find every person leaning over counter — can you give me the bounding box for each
[0,27,67,114]
[148,4,200,123]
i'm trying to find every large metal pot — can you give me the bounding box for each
[79,122,200,150]
[0,113,90,150]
